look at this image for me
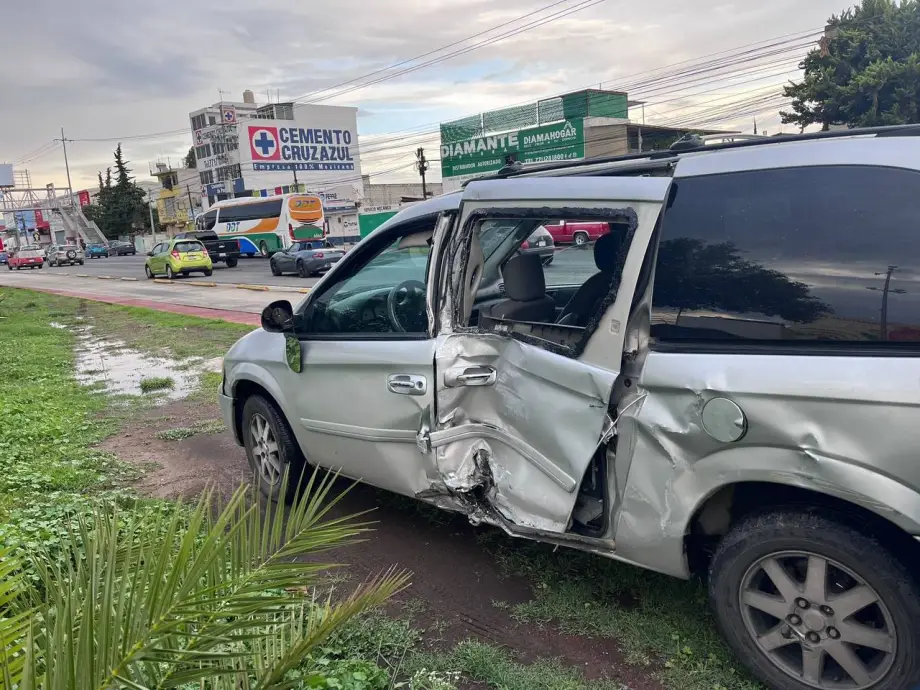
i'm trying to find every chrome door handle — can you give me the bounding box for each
[446,366,497,387]
[387,374,427,396]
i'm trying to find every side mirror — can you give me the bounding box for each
[260,299,294,333]
[146,251,154,257]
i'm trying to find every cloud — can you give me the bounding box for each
[2,0,846,190]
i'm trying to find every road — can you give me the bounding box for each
[2,246,599,320]
[61,247,598,288]
[57,254,322,288]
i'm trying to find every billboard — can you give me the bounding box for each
[239,104,359,176]
[0,164,13,188]
[78,190,92,206]
[440,118,584,180]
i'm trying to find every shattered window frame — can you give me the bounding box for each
[444,206,639,359]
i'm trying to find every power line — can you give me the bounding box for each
[290,0,579,104]
[304,0,607,105]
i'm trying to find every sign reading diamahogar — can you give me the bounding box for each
[440,119,584,178]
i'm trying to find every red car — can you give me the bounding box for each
[543,220,611,246]
[8,249,44,270]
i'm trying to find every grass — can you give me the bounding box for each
[155,419,226,441]
[0,288,250,567]
[483,537,760,690]
[139,376,175,393]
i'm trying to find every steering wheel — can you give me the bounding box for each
[386,280,426,332]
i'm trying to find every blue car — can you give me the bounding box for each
[86,243,109,258]
[0,251,8,264]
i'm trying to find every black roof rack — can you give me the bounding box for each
[462,124,920,185]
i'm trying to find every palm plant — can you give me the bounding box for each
[0,472,410,689]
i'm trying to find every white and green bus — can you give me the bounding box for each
[197,194,325,256]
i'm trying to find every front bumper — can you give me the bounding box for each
[218,390,241,445]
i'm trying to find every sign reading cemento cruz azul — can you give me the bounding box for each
[248,124,356,172]
[440,119,584,178]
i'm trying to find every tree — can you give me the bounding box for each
[782,0,920,130]
[654,238,832,324]
[184,146,197,168]
[89,144,156,239]
[0,474,408,689]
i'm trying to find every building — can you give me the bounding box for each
[361,175,441,206]
[149,163,203,236]
[438,89,728,192]
[188,91,362,210]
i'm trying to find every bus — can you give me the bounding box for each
[197,194,325,256]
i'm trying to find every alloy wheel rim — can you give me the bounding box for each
[739,550,896,689]
[249,413,282,487]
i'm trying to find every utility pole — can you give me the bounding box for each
[186,184,196,228]
[867,265,907,341]
[54,128,75,207]
[415,147,429,198]
[292,167,299,192]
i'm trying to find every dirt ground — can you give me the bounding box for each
[101,397,665,690]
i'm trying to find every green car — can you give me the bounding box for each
[144,239,213,279]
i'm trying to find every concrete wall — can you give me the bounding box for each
[362,177,442,205]
[584,122,630,159]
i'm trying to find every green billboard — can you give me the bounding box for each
[358,206,400,238]
[439,118,584,179]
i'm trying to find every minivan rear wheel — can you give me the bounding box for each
[709,510,920,690]
[241,395,308,502]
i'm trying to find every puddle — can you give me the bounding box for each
[65,324,221,401]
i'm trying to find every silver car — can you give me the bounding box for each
[47,244,85,267]
[269,239,345,278]
[220,126,920,690]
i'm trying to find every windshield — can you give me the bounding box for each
[329,240,429,303]
[174,241,204,252]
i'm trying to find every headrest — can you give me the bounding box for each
[594,231,623,273]
[502,253,546,302]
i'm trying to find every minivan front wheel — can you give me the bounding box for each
[709,511,920,690]
[241,395,307,502]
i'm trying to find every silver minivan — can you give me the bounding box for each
[220,127,920,690]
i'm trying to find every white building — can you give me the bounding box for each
[188,91,362,210]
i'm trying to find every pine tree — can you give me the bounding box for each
[782,0,920,130]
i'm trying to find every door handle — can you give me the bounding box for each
[387,374,427,396]
[446,366,497,387]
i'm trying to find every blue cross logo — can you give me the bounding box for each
[253,131,275,157]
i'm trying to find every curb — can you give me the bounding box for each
[76,274,90,278]
[97,276,115,280]
[236,284,270,292]
[188,281,218,287]
[120,277,139,282]
[153,278,173,285]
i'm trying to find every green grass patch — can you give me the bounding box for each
[139,376,175,393]
[0,289,248,569]
[155,419,226,441]
[484,539,760,690]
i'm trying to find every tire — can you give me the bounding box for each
[203,269,213,277]
[709,510,920,690]
[37,264,42,269]
[241,395,308,502]
[6,265,11,271]
[542,255,554,266]
[573,232,589,246]
[270,260,282,277]
[226,258,238,268]
[297,261,308,278]
[145,265,154,279]
[259,241,269,258]
[166,265,175,280]
[78,260,84,265]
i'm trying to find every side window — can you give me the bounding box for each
[203,210,217,230]
[651,165,920,346]
[302,220,436,337]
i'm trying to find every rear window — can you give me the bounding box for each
[175,241,204,252]
[19,250,40,258]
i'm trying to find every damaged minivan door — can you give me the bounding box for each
[424,177,672,535]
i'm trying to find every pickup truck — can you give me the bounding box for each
[174,231,240,267]
[542,220,611,246]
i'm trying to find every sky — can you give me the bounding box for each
[0,0,854,193]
